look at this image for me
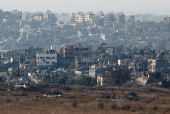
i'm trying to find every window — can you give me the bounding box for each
[27,57,31,59]
[46,62,49,64]
[46,57,50,59]
[40,57,44,59]
[52,57,55,59]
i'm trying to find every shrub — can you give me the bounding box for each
[72,101,78,108]
[0,77,3,82]
[12,94,20,96]
[121,104,131,110]
[138,105,143,110]
[111,104,117,110]
[58,79,65,84]
[152,106,158,111]
[53,90,62,95]
[67,78,77,85]
[5,99,12,102]
[164,108,170,112]
[79,88,83,92]
[64,86,72,91]
[21,93,28,96]
[129,92,138,97]
[16,97,19,101]
[98,102,104,109]
[146,76,157,84]
[131,109,136,112]
[144,83,160,88]
[134,97,139,101]
[145,97,156,103]
[162,79,170,88]
[0,82,14,90]
[35,96,38,100]
[78,76,97,86]
[122,82,142,88]
[68,63,75,72]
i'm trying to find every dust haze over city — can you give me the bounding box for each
[1,0,170,15]
[1,0,170,114]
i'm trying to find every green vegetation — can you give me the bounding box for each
[145,97,156,103]
[0,77,3,82]
[111,103,117,110]
[122,82,142,88]
[146,76,157,84]
[72,100,78,108]
[97,102,104,109]
[78,76,97,86]
[107,67,131,86]
[121,104,131,110]
[67,78,77,85]
[161,79,170,88]
[58,79,65,84]
[146,76,161,85]
[68,63,75,72]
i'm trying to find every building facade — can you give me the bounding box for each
[36,50,57,67]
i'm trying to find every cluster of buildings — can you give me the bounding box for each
[0,42,170,86]
[0,9,170,52]
[0,9,170,86]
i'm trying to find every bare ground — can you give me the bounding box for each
[0,86,170,114]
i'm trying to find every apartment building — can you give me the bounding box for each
[0,9,2,38]
[36,50,57,67]
[2,10,22,20]
[19,25,37,36]
[61,43,91,62]
[44,10,57,24]
[117,12,125,24]
[0,9,2,23]
[104,12,115,27]
[129,15,135,23]
[163,17,170,23]
[26,12,44,21]
[118,59,131,68]
[69,12,94,23]
[62,44,75,61]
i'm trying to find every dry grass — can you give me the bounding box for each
[0,86,170,114]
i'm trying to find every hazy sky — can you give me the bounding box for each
[0,0,170,15]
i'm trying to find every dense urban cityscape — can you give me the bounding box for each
[1,8,170,113]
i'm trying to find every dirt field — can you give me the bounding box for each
[0,85,170,114]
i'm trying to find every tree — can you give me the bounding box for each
[146,76,156,84]
[68,63,75,71]
[161,79,170,88]
[70,71,75,77]
[55,72,59,78]
[42,73,51,84]
[79,76,97,86]
[67,78,77,85]
[0,77,3,82]
[58,79,65,84]
[149,49,156,58]
[107,68,131,86]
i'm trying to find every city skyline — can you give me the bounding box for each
[0,0,170,15]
